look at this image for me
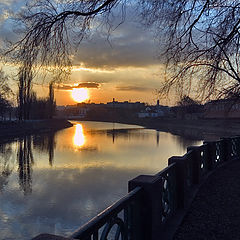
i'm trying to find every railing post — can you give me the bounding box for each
[187,146,200,184]
[235,136,240,157]
[203,141,215,170]
[128,175,162,240]
[168,156,185,209]
[220,137,231,161]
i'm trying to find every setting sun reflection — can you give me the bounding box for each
[73,124,85,148]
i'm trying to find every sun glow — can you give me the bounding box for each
[71,88,89,102]
[73,124,85,148]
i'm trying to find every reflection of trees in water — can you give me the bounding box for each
[18,136,34,195]
[106,128,201,149]
[16,132,56,194]
[105,129,150,144]
[32,132,56,166]
[0,143,14,191]
[0,134,56,194]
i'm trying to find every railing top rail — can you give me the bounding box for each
[155,162,176,177]
[182,150,194,159]
[71,186,143,239]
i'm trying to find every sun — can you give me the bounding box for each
[71,88,89,102]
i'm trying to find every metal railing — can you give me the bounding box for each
[71,186,143,240]
[33,136,240,240]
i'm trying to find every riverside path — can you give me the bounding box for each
[174,160,240,239]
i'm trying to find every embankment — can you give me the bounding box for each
[0,119,73,141]
[132,118,240,140]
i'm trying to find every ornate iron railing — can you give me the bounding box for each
[71,186,144,240]
[33,136,240,240]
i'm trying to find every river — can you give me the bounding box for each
[0,121,202,239]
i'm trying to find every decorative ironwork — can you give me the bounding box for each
[159,164,177,223]
[231,138,237,158]
[199,145,208,174]
[70,187,142,240]
[161,174,171,222]
[215,141,221,163]
[100,216,125,240]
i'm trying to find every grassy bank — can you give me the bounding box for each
[0,119,73,141]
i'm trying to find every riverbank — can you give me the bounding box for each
[77,117,240,141]
[0,119,73,142]
[132,118,240,140]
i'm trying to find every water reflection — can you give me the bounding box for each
[0,133,57,196]
[0,123,203,195]
[73,124,85,148]
[32,133,56,166]
[18,136,34,195]
[0,121,203,239]
[0,143,14,192]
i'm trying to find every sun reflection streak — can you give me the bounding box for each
[73,124,85,148]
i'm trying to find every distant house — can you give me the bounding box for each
[76,107,89,118]
[138,107,159,118]
[204,99,240,119]
[138,104,170,118]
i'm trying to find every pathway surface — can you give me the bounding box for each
[174,160,240,240]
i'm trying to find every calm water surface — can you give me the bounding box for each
[0,121,202,239]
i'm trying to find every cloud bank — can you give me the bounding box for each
[57,82,100,90]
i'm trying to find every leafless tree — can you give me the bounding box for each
[139,0,240,101]
[18,62,33,120]
[7,0,240,101]
[0,69,13,119]
[48,82,56,119]
[7,0,122,80]
[0,69,12,100]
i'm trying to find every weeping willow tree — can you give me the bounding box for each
[6,0,240,101]
[6,0,121,80]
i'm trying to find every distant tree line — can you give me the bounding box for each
[27,87,56,120]
[172,95,203,119]
[18,66,56,120]
[0,69,13,120]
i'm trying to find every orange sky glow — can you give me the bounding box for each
[0,5,171,106]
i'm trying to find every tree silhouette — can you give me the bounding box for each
[177,96,200,107]
[6,0,240,99]
[48,82,56,119]
[142,0,240,100]
[6,0,120,80]
[18,64,33,120]
[0,69,13,120]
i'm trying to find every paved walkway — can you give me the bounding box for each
[174,160,240,240]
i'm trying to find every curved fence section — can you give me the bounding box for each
[71,186,144,240]
[33,136,240,240]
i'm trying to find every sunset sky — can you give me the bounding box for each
[0,1,168,106]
